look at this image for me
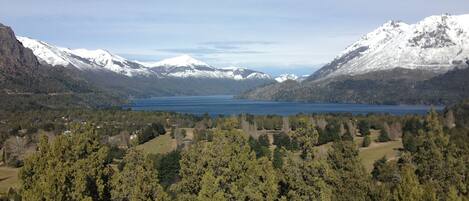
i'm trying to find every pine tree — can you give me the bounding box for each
[412,109,465,199]
[393,164,423,201]
[362,135,371,147]
[197,171,227,201]
[272,147,284,169]
[172,129,278,200]
[378,122,391,142]
[111,149,168,201]
[327,141,371,201]
[20,125,113,201]
[280,153,332,201]
[292,120,319,160]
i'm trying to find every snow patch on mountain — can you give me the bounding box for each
[141,54,210,67]
[17,37,154,77]
[18,37,273,80]
[138,56,272,80]
[275,74,299,82]
[312,14,469,80]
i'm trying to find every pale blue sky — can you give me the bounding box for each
[1,0,468,75]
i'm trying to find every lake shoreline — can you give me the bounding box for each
[124,95,443,116]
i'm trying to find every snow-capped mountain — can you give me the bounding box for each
[139,55,272,80]
[274,74,311,82]
[139,54,210,68]
[17,37,154,77]
[311,14,469,80]
[275,74,299,82]
[18,37,272,81]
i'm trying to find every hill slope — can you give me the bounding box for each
[0,23,121,109]
[241,14,469,105]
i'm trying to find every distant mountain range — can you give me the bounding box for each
[16,36,276,98]
[2,13,469,108]
[18,37,272,81]
[241,14,469,105]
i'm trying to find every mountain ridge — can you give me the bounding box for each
[18,37,272,81]
[309,14,469,81]
[240,13,469,105]
[0,23,122,109]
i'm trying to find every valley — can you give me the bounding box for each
[0,3,468,200]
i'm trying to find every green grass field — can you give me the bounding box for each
[136,134,177,155]
[313,130,403,172]
[0,167,19,194]
[359,139,402,171]
[355,130,403,171]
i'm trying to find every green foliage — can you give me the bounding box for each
[152,150,181,188]
[402,117,425,152]
[292,119,319,160]
[272,147,284,169]
[7,102,469,200]
[358,120,371,136]
[378,127,391,142]
[327,141,371,201]
[341,124,354,141]
[362,135,371,147]
[411,109,467,199]
[248,136,271,159]
[20,125,113,201]
[172,129,278,200]
[138,123,166,144]
[216,117,239,130]
[273,132,299,151]
[371,157,401,194]
[193,129,214,142]
[279,153,332,200]
[392,164,424,201]
[254,115,283,130]
[318,122,341,145]
[111,149,168,201]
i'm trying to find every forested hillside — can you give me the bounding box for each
[241,66,469,105]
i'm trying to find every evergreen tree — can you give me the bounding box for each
[279,153,332,201]
[292,120,319,160]
[172,129,278,200]
[371,157,387,181]
[327,141,371,201]
[362,135,371,147]
[154,150,181,187]
[111,149,168,201]
[20,125,113,201]
[358,120,371,136]
[412,109,466,199]
[378,122,391,142]
[197,171,226,201]
[393,164,423,201]
[272,147,284,169]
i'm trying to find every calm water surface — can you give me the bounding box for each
[126,95,442,116]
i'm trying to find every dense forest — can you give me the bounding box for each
[0,100,467,200]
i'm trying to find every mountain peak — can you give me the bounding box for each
[310,13,469,81]
[152,54,210,67]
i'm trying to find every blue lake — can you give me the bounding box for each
[125,95,442,116]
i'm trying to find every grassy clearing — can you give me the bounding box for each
[0,167,19,194]
[359,139,403,171]
[312,130,403,172]
[136,134,177,155]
